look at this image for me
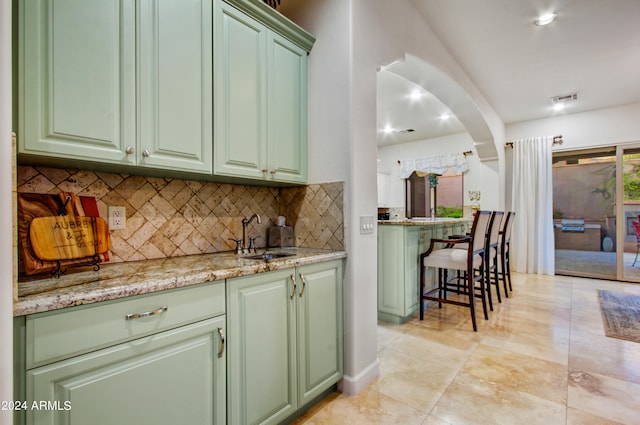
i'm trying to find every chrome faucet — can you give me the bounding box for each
[241,214,262,253]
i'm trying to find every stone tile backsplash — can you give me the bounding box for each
[17,166,344,263]
[280,182,344,250]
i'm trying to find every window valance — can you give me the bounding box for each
[399,152,469,179]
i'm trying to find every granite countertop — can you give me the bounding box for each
[15,247,347,317]
[378,217,471,226]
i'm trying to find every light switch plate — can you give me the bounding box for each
[360,215,375,235]
[108,206,126,230]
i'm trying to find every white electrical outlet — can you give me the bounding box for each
[108,206,126,230]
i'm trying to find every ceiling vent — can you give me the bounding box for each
[551,93,578,104]
[398,128,415,134]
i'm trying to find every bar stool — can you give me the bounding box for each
[446,211,501,311]
[497,212,515,294]
[485,211,505,308]
[419,210,491,332]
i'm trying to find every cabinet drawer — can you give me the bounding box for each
[26,282,225,369]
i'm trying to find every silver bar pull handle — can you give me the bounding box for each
[298,273,307,297]
[125,305,168,320]
[289,274,297,300]
[217,327,225,358]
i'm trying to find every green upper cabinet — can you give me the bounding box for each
[214,1,268,181]
[18,0,212,174]
[18,0,135,163]
[267,32,308,183]
[137,0,213,173]
[214,0,312,184]
[18,0,314,183]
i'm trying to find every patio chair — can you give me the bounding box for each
[632,220,640,267]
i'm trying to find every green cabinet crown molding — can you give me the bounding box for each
[223,0,316,52]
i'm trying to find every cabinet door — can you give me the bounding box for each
[26,317,226,425]
[378,225,406,318]
[266,32,308,183]
[296,261,343,407]
[138,0,213,173]
[403,227,422,316]
[19,0,135,163]
[227,269,297,425]
[214,0,268,180]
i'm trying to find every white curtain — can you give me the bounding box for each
[511,137,555,275]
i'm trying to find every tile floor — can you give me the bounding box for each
[292,273,640,425]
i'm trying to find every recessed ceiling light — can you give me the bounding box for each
[410,90,422,100]
[440,113,451,121]
[383,124,393,134]
[534,12,557,26]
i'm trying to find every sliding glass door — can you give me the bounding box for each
[552,148,617,279]
[619,145,640,282]
[553,144,640,282]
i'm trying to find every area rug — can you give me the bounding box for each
[598,290,640,343]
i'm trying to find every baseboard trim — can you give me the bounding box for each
[338,358,380,396]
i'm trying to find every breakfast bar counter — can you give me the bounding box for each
[377,218,471,323]
[378,217,471,227]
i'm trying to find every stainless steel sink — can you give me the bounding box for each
[243,252,296,261]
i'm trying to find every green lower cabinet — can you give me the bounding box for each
[378,226,429,323]
[227,260,343,425]
[227,269,297,425]
[25,317,226,425]
[296,261,343,407]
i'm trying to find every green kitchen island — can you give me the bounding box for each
[377,218,471,324]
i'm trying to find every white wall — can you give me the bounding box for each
[279,0,382,394]
[279,0,351,185]
[282,0,507,394]
[1,0,13,422]
[507,102,640,150]
[377,132,500,211]
[504,102,640,209]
